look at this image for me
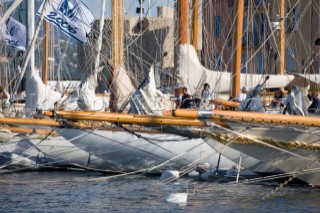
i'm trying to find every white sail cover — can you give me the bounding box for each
[112,67,135,111]
[285,86,312,116]
[77,72,106,111]
[130,65,163,115]
[5,17,26,51]
[27,68,62,111]
[37,0,94,44]
[179,44,297,95]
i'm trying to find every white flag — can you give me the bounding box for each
[37,0,94,44]
[5,17,27,51]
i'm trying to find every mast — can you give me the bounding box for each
[279,0,285,75]
[110,0,124,110]
[231,0,244,99]
[179,0,188,45]
[94,0,106,74]
[42,20,49,85]
[0,0,23,27]
[192,0,199,50]
[112,0,123,69]
[175,0,189,87]
[26,0,35,110]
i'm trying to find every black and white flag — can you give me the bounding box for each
[37,0,94,44]
[5,17,27,51]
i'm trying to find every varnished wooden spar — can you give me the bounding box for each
[173,109,320,127]
[0,118,60,126]
[0,126,58,136]
[231,0,244,99]
[211,98,240,108]
[45,111,206,126]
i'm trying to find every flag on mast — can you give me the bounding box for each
[37,0,94,44]
[5,17,27,51]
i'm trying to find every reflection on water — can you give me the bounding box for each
[0,172,319,212]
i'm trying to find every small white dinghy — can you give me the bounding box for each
[160,170,180,182]
[162,193,188,204]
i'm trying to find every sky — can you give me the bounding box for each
[82,0,175,18]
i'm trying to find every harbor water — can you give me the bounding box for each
[0,171,319,212]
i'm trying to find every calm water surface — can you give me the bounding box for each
[0,172,319,212]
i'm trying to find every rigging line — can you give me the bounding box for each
[0,127,59,169]
[207,120,320,165]
[260,155,319,201]
[118,124,205,164]
[244,167,320,184]
[0,0,22,27]
[13,0,50,96]
[119,124,191,142]
[59,125,188,163]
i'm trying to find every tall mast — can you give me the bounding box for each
[110,0,123,110]
[42,20,49,85]
[192,0,199,50]
[279,0,285,75]
[112,0,123,69]
[175,0,189,86]
[231,0,244,99]
[26,0,35,110]
[179,0,188,45]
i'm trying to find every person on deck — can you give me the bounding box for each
[308,92,320,113]
[236,86,248,102]
[0,85,10,110]
[180,87,192,108]
[201,83,211,99]
[271,89,286,108]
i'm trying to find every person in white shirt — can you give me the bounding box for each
[237,86,248,102]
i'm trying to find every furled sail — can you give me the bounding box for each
[77,71,106,111]
[112,67,135,111]
[27,68,61,110]
[179,44,297,94]
[129,65,163,115]
[285,86,311,116]
[77,0,106,111]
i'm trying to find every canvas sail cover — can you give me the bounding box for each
[37,0,94,44]
[112,67,135,111]
[77,72,106,111]
[179,44,297,95]
[129,65,163,115]
[27,68,61,111]
[5,17,26,51]
[285,86,311,116]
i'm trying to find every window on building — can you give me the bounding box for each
[260,13,268,40]
[257,52,264,73]
[244,0,249,7]
[253,13,259,46]
[241,53,247,73]
[215,16,221,38]
[286,47,296,72]
[242,16,247,46]
[228,0,235,8]
[214,53,221,70]
[285,6,300,32]
[255,0,264,7]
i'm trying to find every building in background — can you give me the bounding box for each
[201,0,319,76]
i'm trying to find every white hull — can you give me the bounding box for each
[1,126,234,173]
[205,121,320,186]
[55,127,233,173]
